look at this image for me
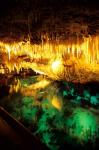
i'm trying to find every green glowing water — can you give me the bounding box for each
[66,108,98,141]
[0,76,99,150]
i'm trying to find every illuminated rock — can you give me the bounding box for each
[90,96,98,105]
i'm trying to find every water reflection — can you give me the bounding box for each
[0,75,99,150]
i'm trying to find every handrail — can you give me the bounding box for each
[0,106,47,150]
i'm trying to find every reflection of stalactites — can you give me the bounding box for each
[20,78,51,97]
[51,96,62,110]
[20,87,37,97]
[9,79,21,93]
[27,79,50,90]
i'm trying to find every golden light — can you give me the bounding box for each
[26,79,50,90]
[51,60,62,72]
[9,79,21,93]
[51,96,62,110]
[9,77,51,97]
[34,69,45,75]
[0,35,99,82]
